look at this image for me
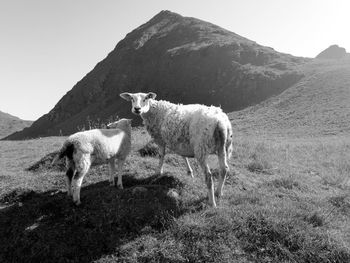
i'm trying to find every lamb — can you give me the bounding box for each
[52,118,132,205]
[120,92,233,207]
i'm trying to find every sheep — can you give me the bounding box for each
[52,118,132,205]
[120,92,233,207]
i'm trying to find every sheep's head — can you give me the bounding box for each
[120,92,157,115]
[107,118,132,130]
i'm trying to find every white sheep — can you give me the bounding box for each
[120,92,233,207]
[52,118,132,205]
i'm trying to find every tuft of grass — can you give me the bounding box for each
[246,143,273,174]
[0,188,37,204]
[138,140,159,157]
[304,212,325,227]
[26,151,64,172]
[267,177,300,190]
[328,194,350,214]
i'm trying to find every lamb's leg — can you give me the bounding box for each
[71,154,90,205]
[116,159,125,189]
[65,159,75,196]
[108,159,116,186]
[158,145,166,175]
[215,149,229,199]
[183,157,194,178]
[198,155,216,208]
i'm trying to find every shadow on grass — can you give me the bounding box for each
[0,173,186,263]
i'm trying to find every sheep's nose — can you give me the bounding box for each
[134,107,141,113]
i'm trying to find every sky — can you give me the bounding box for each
[1,0,349,121]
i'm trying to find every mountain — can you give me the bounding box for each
[316,45,349,59]
[4,10,308,140]
[0,111,33,139]
[229,58,350,137]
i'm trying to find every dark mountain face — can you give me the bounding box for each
[0,111,32,139]
[5,10,307,140]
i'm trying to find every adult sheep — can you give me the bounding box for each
[52,118,132,205]
[120,92,233,207]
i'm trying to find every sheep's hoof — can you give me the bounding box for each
[209,202,217,208]
[116,184,123,190]
[74,200,81,206]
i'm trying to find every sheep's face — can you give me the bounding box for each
[120,92,157,115]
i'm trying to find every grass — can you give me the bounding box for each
[1,128,350,262]
[138,140,160,157]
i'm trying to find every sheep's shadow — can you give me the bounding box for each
[0,173,186,262]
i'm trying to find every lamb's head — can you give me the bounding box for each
[107,118,132,130]
[120,92,157,115]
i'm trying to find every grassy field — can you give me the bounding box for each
[1,127,350,262]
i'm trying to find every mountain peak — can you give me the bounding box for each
[316,44,348,59]
[152,10,182,20]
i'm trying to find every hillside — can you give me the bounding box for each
[229,58,350,137]
[4,10,307,140]
[0,111,32,139]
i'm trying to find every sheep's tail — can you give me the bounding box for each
[226,122,233,160]
[51,142,75,165]
[215,118,233,160]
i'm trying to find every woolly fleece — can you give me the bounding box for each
[141,99,232,160]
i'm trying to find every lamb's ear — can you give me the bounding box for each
[120,93,133,101]
[146,92,157,100]
[106,122,114,129]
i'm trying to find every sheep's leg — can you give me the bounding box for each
[65,159,75,196]
[71,154,90,205]
[215,149,229,199]
[183,157,194,178]
[198,156,216,208]
[158,145,166,175]
[116,159,125,189]
[108,159,116,186]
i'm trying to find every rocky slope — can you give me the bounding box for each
[0,111,32,139]
[5,10,307,140]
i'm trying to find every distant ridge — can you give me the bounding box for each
[5,10,307,140]
[0,111,32,139]
[316,45,349,59]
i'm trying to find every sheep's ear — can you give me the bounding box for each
[106,122,113,129]
[120,93,132,101]
[146,92,157,100]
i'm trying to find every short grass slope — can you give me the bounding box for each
[1,126,350,262]
[229,59,350,137]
